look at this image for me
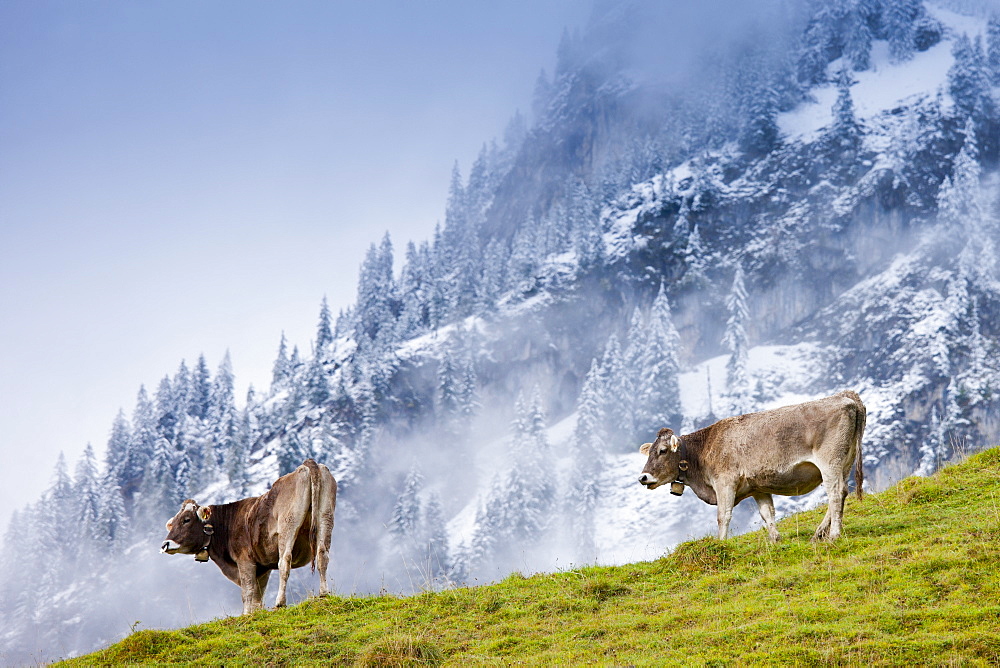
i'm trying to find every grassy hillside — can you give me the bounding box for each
[63,448,1000,666]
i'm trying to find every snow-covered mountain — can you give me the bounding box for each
[3,0,1000,663]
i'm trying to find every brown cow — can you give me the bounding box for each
[637,391,865,542]
[161,459,336,614]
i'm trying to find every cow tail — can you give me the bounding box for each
[851,393,866,500]
[305,459,321,573]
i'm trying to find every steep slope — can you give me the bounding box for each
[61,446,1000,666]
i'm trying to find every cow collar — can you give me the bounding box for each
[670,438,690,496]
[195,519,214,563]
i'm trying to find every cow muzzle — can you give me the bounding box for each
[161,540,182,554]
[638,473,660,489]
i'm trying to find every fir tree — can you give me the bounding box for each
[73,444,101,543]
[568,359,607,557]
[739,80,780,157]
[600,334,627,439]
[947,34,993,127]
[828,67,862,157]
[639,284,683,430]
[354,233,399,345]
[305,355,331,406]
[126,386,158,504]
[436,344,461,430]
[938,120,989,288]
[209,352,237,469]
[397,241,428,338]
[272,332,291,389]
[722,264,751,414]
[192,354,212,420]
[845,2,873,72]
[105,409,132,491]
[423,494,450,581]
[988,15,1000,86]
[389,466,423,537]
[316,296,333,353]
[172,360,193,423]
[682,223,710,290]
[96,470,127,547]
[885,0,919,64]
[154,375,177,442]
[478,238,510,308]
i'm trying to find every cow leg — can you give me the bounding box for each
[753,493,780,542]
[814,468,847,541]
[255,570,271,606]
[315,539,331,597]
[716,485,737,540]
[274,538,295,608]
[237,562,263,615]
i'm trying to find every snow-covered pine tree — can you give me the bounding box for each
[458,347,479,421]
[599,333,627,442]
[844,0,873,72]
[507,217,541,291]
[638,284,683,431]
[797,8,835,85]
[355,232,399,346]
[426,224,449,331]
[478,237,510,309]
[682,223,711,291]
[172,360,193,425]
[885,0,920,64]
[389,466,423,539]
[436,343,461,433]
[305,354,330,407]
[988,15,1000,85]
[948,34,993,127]
[567,359,607,558]
[828,67,862,160]
[938,120,987,285]
[210,351,236,446]
[125,386,157,506]
[104,409,132,492]
[621,308,647,438]
[73,444,102,552]
[422,493,449,582]
[739,75,780,157]
[723,263,751,414]
[192,354,212,420]
[135,436,175,527]
[154,375,177,443]
[227,392,256,496]
[96,469,128,548]
[397,241,428,338]
[316,296,333,354]
[38,454,76,573]
[271,332,291,390]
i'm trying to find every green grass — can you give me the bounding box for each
[62,447,1000,666]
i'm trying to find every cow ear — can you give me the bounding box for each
[166,520,173,531]
[669,435,680,452]
[639,442,653,456]
[197,506,212,522]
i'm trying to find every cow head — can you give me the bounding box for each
[161,499,212,556]
[638,427,683,490]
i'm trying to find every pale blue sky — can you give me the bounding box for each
[0,0,584,518]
